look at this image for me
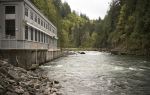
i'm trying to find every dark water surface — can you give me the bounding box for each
[41,51,150,95]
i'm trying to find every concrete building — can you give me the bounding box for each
[0,0,58,50]
[0,0,61,69]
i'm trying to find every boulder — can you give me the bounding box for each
[80,52,86,54]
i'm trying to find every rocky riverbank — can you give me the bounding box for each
[110,48,150,56]
[0,59,62,95]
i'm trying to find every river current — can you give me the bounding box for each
[40,51,150,95]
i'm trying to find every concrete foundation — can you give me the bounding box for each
[0,49,62,69]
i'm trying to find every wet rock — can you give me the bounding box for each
[29,64,39,70]
[56,92,63,95]
[34,83,40,89]
[0,85,4,89]
[51,88,58,93]
[7,79,16,84]
[15,86,24,94]
[6,91,18,95]
[54,80,59,84]
[22,92,30,95]
[43,87,51,95]
[80,52,86,54]
[53,84,62,89]
[0,85,5,94]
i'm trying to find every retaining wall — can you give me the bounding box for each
[0,49,62,69]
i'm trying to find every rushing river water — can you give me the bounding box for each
[41,51,150,95]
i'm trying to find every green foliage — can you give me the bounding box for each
[31,0,150,54]
[96,0,150,55]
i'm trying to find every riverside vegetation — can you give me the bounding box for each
[31,0,150,56]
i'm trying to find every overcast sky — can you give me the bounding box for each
[61,0,112,20]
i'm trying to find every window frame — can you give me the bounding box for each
[35,29,37,41]
[25,7,28,17]
[30,11,33,20]
[5,19,16,37]
[35,14,37,22]
[31,27,33,41]
[38,17,40,24]
[25,25,28,40]
[5,6,15,14]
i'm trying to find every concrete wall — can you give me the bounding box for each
[0,0,58,50]
[0,1,24,40]
[0,49,62,69]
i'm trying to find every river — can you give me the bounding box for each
[40,51,150,95]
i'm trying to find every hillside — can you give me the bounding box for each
[31,0,150,56]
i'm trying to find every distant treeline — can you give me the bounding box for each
[31,0,150,55]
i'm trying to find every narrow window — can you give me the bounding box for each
[38,18,40,24]
[46,35,48,43]
[46,24,48,29]
[48,24,50,30]
[30,11,33,20]
[5,20,15,37]
[35,14,37,22]
[35,29,37,41]
[44,22,45,28]
[47,36,49,44]
[25,8,28,17]
[43,34,45,43]
[38,31,40,42]
[5,6,15,14]
[49,25,51,31]
[41,33,43,42]
[41,20,43,26]
[31,27,33,40]
[25,25,28,40]
[45,35,47,43]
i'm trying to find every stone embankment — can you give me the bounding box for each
[0,59,62,95]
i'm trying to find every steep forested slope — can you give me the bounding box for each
[31,0,150,55]
[31,0,99,48]
[96,0,150,55]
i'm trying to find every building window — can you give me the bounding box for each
[43,34,45,43]
[46,24,48,29]
[46,35,48,43]
[40,32,42,42]
[25,25,28,40]
[45,35,47,43]
[35,29,37,41]
[25,8,28,17]
[44,22,45,28]
[5,6,15,14]
[37,31,40,42]
[31,27,33,40]
[49,25,51,31]
[41,20,43,26]
[35,14,37,22]
[5,20,15,37]
[47,36,49,44]
[30,11,33,20]
[41,33,43,42]
[38,17,40,24]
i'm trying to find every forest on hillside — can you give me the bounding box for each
[31,0,150,56]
